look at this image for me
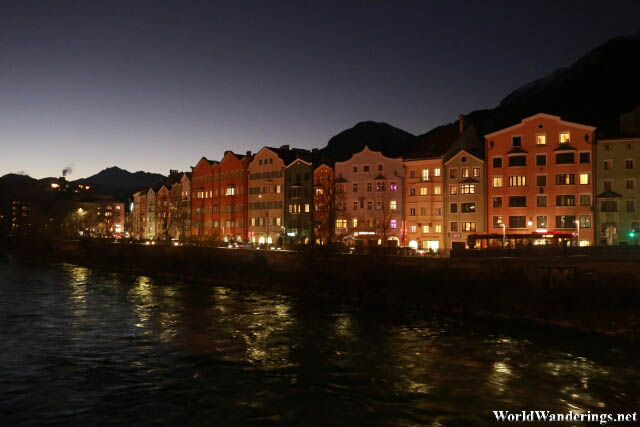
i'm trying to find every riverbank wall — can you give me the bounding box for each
[4,237,640,341]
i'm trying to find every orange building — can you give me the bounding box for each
[218,151,252,243]
[485,113,596,246]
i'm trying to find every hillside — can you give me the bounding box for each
[74,167,166,200]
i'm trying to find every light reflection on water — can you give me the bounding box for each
[1,260,639,426]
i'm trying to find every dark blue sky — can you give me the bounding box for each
[1,0,639,179]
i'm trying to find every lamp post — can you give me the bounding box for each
[574,219,580,247]
[499,223,506,248]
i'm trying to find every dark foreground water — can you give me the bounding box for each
[1,260,639,426]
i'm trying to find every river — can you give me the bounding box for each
[1,260,638,426]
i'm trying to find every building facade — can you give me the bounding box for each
[219,151,252,243]
[403,157,445,251]
[313,163,334,245]
[444,150,486,250]
[485,113,596,247]
[144,188,156,240]
[595,137,640,245]
[334,146,405,247]
[191,158,219,242]
[247,147,286,246]
[284,158,314,245]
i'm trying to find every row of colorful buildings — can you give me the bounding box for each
[130,113,640,250]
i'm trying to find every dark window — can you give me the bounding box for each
[536,216,547,228]
[493,157,502,168]
[600,201,618,212]
[508,196,527,207]
[492,216,503,228]
[450,169,457,179]
[536,154,546,166]
[580,215,591,228]
[580,194,591,206]
[556,195,576,206]
[461,202,476,213]
[536,196,547,207]
[579,152,590,164]
[509,216,526,228]
[556,215,576,229]
[450,203,458,213]
[508,155,526,167]
[555,153,575,164]
[512,136,522,147]
[492,197,502,208]
[536,175,546,186]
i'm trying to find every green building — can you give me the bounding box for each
[595,137,640,245]
[284,157,314,246]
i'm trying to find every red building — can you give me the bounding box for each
[484,113,596,247]
[218,151,252,243]
[191,157,220,241]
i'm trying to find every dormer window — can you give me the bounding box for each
[536,135,546,145]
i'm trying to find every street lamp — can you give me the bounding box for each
[574,219,580,247]
[499,222,506,248]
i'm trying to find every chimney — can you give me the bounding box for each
[458,114,464,135]
[246,150,252,157]
[279,144,290,150]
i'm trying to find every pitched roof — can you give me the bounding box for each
[596,190,623,198]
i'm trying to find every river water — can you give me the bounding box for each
[1,260,638,426]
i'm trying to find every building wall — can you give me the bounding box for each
[444,151,486,249]
[595,137,640,245]
[145,189,156,239]
[247,148,285,246]
[485,113,596,246]
[404,158,445,251]
[155,186,170,239]
[219,152,251,243]
[284,159,313,244]
[313,164,334,245]
[191,158,219,241]
[334,146,404,246]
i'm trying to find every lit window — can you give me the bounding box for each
[304,204,310,212]
[536,134,546,145]
[461,222,476,232]
[559,132,570,144]
[276,185,282,193]
[225,185,235,196]
[508,176,526,187]
[423,225,429,233]
[579,173,590,185]
[493,177,503,188]
[450,185,457,195]
[276,217,281,226]
[390,200,397,210]
[460,184,476,194]
[435,224,441,233]
[352,218,358,228]
[434,168,441,177]
[410,225,416,233]
[434,186,441,195]
[422,169,429,181]
[420,187,427,196]
[336,219,347,228]
[390,182,398,191]
[462,168,469,178]
[390,220,397,229]
[473,167,480,178]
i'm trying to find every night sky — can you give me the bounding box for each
[1,1,639,179]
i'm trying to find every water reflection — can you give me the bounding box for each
[2,261,640,426]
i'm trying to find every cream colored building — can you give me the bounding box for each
[334,146,405,247]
